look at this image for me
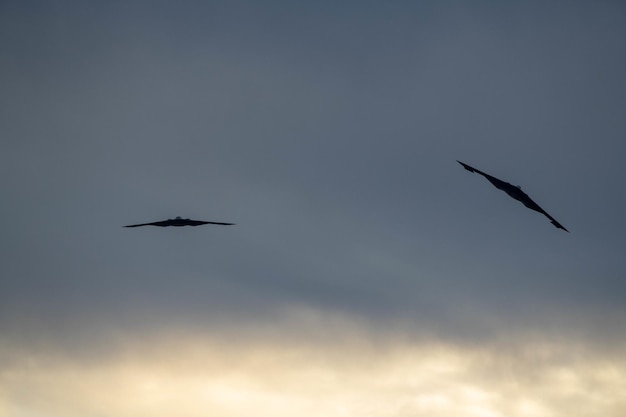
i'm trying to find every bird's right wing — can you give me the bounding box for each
[457,160,478,173]
[124,221,167,227]
[457,160,493,178]
[457,160,510,189]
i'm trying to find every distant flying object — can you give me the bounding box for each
[457,160,568,232]
[124,216,235,228]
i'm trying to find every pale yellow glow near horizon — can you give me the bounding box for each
[2,328,626,417]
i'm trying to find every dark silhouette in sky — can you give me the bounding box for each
[457,161,568,232]
[124,216,235,228]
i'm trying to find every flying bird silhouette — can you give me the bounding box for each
[124,216,235,228]
[457,160,568,232]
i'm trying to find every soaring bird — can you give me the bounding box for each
[124,216,235,228]
[457,160,568,232]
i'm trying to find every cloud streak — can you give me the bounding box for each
[2,311,626,417]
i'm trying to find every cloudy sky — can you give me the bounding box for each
[2,1,626,416]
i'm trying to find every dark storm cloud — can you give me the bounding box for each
[1,0,626,353]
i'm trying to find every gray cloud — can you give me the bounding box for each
[1,0,626,356]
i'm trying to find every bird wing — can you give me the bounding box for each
[189,220,235,226]
[123,220,169,227]
[519,195,569,232]
[457,160,481,174]
[547,217,569,232]
[457,160,511,190]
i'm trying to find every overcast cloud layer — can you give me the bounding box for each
[1,1,626,416]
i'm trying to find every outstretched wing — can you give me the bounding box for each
[124,220,170,227]
[548,218,568,232]
[519,195,569,232]
[457,160,513,190]
[457,160,485,175]
[189,220,235,226]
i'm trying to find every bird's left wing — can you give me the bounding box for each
[541,210,569,232]
[191,220,236,226]
[520,195,569,232]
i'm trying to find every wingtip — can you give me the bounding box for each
[457,160,474,172]
[551,220,569,232]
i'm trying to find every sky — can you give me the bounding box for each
[1,1,626,416]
